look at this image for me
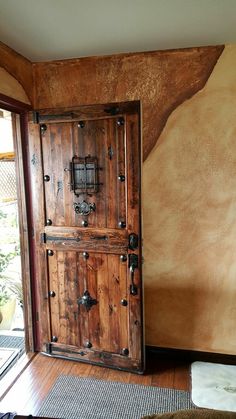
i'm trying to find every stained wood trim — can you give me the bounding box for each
[11,114,34,352]
[29,100,140,123]
[0,93,35,353]
[0,93,32,112]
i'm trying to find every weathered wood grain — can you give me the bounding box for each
[27,117,51,349]
[30,102,143,372]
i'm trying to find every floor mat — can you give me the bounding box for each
[37,375,195,418]
[0,334,24,351]
[191,361,236,412]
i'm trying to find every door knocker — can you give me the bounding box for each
[73,200,96,216]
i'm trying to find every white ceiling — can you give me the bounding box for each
[0,0,236,62]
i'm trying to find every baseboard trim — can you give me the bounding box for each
[145,345,236,365]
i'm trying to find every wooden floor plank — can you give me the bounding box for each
[151,360,175,389]
[0,353,191,416]
[173,363,191,391]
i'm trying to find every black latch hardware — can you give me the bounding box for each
[128,254,138,296]
[105,106,120,115]
[129,233,138,250]
[45,342,52,354]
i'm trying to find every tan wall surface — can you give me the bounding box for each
[0,67,30,104]
[144,44,236,354]
[0,42,33,104]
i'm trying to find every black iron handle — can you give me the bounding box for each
[128,254,138,296]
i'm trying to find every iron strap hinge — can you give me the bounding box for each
[32,111,39,124]
[41,232,46,243]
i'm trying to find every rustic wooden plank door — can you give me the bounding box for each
[30,102,143,373]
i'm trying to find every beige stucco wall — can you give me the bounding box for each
[143,44,236,354]
[0,67,30,104]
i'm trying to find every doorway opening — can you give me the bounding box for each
[0,108,25,378]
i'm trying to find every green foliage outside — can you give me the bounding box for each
[0,207,21,307]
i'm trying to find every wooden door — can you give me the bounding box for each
[29,101,143,373]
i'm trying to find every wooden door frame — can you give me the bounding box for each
[0,93,35,352]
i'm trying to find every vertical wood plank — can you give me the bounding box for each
[119,254,129,351]
[107,119,118,228]
[97,254,110,351]
[87,253,100,350]
[60,124,74,226]
[126,111,143,365]
[41,124,55,224]
[65,251,79,346]
[28,117,51,349]
[57,250,67,342]
[107,255,120,353]
[48,250,58,341]
[78,252,89,347]
[116,118,127,227]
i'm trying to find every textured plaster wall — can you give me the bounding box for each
[144,45,236,354]
[0,67,30,104]
[33,46,223,160]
